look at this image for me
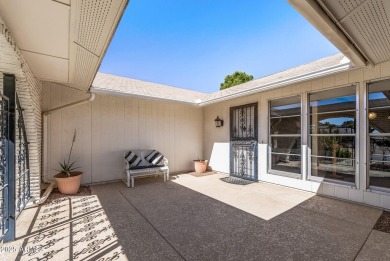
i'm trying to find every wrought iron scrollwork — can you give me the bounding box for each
[239,108,247,132]
[15,95,29,215]
[247,124,253,138]
[231,104,257,140]
[230,103,258,181]
[233,126,238,138]
[0,95,8,241]
[231,140,257,180]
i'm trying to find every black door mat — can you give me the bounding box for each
[374,211,390,234]
[220,176,254,185]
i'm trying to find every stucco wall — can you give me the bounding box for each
[203,61,390,210]
[0,19,43,200]
[42,82,203,184]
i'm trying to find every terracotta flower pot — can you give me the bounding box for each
[194,160,208,173]
[54,171,83,194]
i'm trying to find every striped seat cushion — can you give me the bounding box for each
[145,150,164,165]
[125,151,142,167]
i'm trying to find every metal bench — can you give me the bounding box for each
[122,150,169,188]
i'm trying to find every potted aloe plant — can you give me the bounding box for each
[54,130,83,194]
[193,158,208,173]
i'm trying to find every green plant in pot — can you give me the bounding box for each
[54,130,83,194]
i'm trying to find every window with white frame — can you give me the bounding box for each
[309,86,356,184]
[368,80,390,190]
[269,96,301,176]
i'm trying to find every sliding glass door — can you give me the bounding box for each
[309,86,357,184]
[368,80,390,190]
[269,95,302,177]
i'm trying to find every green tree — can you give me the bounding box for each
[220,71,253,90]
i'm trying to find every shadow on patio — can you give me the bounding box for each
[5,194,126,261]
[3,173,390,261]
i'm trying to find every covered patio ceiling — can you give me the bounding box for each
[0,0,128,91]
[289,0,390,67]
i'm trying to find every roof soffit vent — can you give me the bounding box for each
[68,0,127,91]
[317,0,390,65]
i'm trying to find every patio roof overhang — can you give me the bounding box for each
[0,0,128,92]
[289,0,390,67]
[91,54,352,106]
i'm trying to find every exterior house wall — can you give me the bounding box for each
[204,61,390,210]
[0,18,43,200]
[42,82,203,184]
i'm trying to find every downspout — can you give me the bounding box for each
[31,91,95,206]
[42,91,96,116]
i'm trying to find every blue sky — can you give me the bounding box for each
[99,0,339,93]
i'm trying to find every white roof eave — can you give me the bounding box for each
[198,61,352,106]
[92,61,352,107]
[288,0,367,67]
[90,86,203,106]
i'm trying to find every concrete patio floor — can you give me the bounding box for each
[2,173,390,261]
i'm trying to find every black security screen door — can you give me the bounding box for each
[0,92,10,242]
[0,74,30,242]
[230,103,258,181]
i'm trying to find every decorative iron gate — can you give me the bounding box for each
[0,74,30,242]
[0,94,10,241]
[15,95,30,217]
[230,103,258,181]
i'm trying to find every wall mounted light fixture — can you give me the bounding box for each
[368,112,377,120]
[214,116,224,127]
